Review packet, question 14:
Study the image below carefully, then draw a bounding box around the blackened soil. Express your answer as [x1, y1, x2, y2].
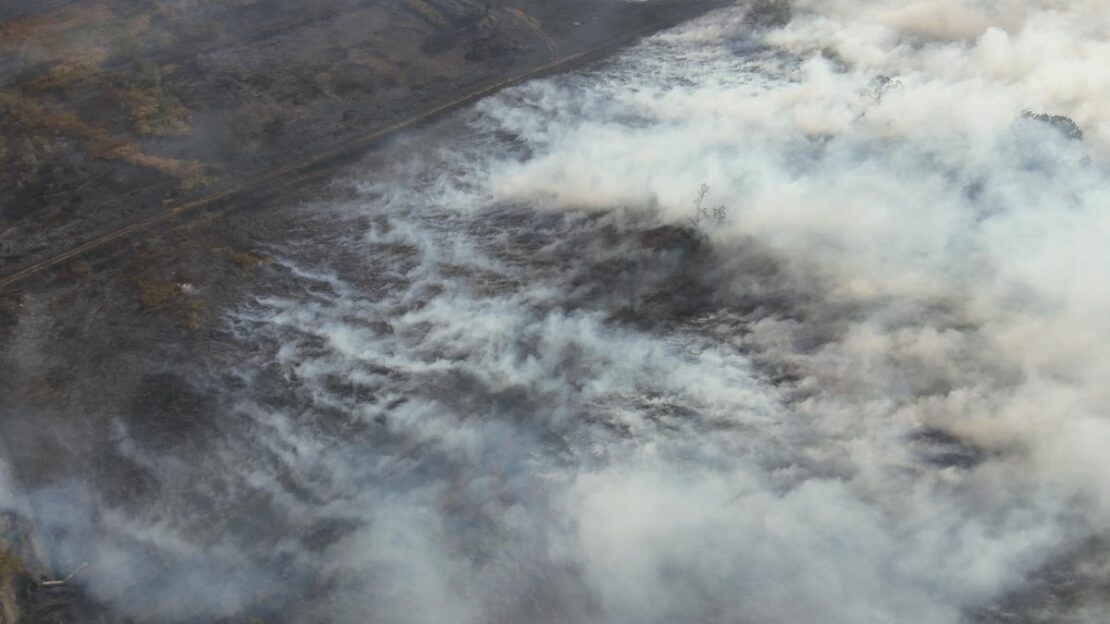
[0, 0, 721, 276]
[0, 2, 729, 621]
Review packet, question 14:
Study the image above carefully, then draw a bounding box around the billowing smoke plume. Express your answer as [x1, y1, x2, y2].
[8, 1, 1110, 622]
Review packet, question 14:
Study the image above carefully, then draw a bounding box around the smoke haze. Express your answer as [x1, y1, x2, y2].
[5, 1, 1110, 622]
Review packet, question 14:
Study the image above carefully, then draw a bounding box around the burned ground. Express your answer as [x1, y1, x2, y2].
[0, 0, 718, 276]
[0, 2, 734, 621]
[4, 1, 1109, 623]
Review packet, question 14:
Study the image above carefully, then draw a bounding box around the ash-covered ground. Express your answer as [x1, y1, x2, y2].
[3, 1, 1110, 623]
[0, 0, 712, 273]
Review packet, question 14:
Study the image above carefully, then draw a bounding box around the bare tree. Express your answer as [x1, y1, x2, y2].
[859, 75, 902, 103]
[689, 183, 727, 228]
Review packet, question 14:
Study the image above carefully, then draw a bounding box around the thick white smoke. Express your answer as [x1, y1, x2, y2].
[360, 1, 1109, 620]
[15, 1, 1110, 622]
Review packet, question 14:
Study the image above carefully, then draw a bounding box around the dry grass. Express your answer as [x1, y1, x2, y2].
[136, 279, 207, 330]
[0, 548, 23, 587]
[230, 250, 265, 270]
[137, 279, 181, 309]
[115, 62, 192, 136]
[0, 545, 21, 624]
[0, 4, 122, 70]
[0, 88, 211, 189]
[184, 298, 205, 331]
[129, 153, 211, 190]
[404, 0, 448, 29]
[2, 90, 110, 145]
[124, 248, 208, 329]
[212, 247, 269, 271]
[25, 49, 109, 91]
[0, 3, 161, 92]
[0, 4, 114, 48]
[114, 85, 191, 136]
[81, 127, 212, 188]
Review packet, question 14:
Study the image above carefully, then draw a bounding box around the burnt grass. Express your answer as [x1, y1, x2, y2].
[0, 0, 720, 274]
[0, 1, 727, 621]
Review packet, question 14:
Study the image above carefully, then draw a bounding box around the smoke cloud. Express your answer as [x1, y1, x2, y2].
[7, 1, 1110, 622]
